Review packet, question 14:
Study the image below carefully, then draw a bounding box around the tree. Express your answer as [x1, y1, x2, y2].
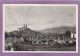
[65, 31, 71, 37]
[5, 32, 8, 37]
[9, 32, 15, 37]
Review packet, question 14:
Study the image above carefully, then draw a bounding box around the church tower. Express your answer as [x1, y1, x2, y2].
[26, 24, 27, 28]
[23, 24, 27, 30]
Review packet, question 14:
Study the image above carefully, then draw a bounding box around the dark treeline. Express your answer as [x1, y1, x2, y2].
[5, 30, 71, 40]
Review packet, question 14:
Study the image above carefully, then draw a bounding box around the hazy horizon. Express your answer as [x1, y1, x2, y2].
[4, 5, 77, 32]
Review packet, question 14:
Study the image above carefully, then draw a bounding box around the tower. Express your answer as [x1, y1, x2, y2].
[24, 24, 25, 28]
[23, 24, 25, 30]
[23, 24, 27, 30]
[26, 24, 27, 28]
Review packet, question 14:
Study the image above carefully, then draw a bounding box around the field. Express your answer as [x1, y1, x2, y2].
[5, 37, 76, 51]
[14, 44, 76, 51]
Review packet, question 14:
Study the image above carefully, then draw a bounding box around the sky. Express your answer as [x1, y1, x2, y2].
[4, 5, 76, 32]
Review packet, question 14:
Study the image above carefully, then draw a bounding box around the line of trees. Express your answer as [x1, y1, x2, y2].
[5, 30, 71, 40]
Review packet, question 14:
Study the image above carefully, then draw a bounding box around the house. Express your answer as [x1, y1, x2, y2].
[71, 32, 76, 38]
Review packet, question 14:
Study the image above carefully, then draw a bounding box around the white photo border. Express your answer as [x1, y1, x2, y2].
[3, 4, 78, 53]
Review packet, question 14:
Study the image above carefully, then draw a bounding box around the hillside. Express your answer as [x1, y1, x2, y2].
[38, 26, 76, 34]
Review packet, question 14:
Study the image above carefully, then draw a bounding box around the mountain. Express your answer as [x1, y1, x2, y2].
[38, 26, 76, 34]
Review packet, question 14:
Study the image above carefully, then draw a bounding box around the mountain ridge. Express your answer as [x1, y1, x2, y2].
[37, 26, 76, 34]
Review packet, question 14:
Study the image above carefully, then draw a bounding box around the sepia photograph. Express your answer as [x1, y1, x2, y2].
[3, 4, 78, 52]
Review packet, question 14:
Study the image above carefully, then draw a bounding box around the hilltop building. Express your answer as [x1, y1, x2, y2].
[18, 24, 28, 31]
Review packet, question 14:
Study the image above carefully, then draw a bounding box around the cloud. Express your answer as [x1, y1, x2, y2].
[4, 5, 76, 32]
[5, 23, 33, 27]
[47, 20, 55, 23]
